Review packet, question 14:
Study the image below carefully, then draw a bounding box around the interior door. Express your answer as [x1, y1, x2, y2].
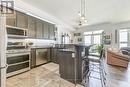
[0, 16, 7, 87]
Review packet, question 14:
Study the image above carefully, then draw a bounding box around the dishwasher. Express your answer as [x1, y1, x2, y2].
[35, 49, 50, 66]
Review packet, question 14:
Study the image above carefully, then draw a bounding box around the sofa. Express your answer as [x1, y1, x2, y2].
[120, 47, 130, 56]
[107, 49, 130, 68]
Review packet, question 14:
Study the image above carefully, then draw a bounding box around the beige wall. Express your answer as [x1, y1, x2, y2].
[72, 21, 130, 49]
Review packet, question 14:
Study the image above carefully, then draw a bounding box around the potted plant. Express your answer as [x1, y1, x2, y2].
[96, 44, 105, 57]
[26, 42, 33, 46]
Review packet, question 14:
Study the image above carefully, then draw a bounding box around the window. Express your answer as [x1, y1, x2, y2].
[119, 29, 129, 48]
[85, 35, 91, 45]
[94, 35, 101, 44]
[84, 30, 103, 45]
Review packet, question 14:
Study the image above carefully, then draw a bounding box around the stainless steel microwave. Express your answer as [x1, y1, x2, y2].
[6, 25, 28, 38]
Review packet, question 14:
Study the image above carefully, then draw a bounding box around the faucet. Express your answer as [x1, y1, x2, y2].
[50, 43, 55, 47]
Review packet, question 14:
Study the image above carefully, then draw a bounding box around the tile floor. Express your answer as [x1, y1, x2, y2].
[6, 62, 130, 87]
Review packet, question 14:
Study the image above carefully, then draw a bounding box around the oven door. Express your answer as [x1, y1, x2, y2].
[6, 52, 30, 77]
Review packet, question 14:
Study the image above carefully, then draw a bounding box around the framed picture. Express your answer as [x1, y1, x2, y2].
[77, 38, 82, 42]
[74, 33, 81, 36]
[104, 34, 111, 45]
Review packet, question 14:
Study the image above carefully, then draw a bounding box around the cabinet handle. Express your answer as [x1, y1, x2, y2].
[0, 64, 8, 69]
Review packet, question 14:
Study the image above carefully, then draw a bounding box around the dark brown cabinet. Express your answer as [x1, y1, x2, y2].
[51, 48, 59, 63]
[6, 10, 56, 40]
[49, 24, 55, 40]
[30, 49, 36, 68]
[16, 11, 28, 28]
[6, 12, 16, 26]
[28, 16, 36, 38]
[59, 50, 76, 83]
[43, 22, 49, 39]
[36, 19, 43, 39]
[58, 45, 89, 84]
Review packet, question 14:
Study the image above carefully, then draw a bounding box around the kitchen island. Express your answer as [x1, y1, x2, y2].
[58, 44, 90, 84]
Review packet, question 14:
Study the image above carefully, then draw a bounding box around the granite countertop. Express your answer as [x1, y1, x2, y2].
[30, 46, 65, 49]
[59, 48, 75, 53]
[30, 46, 52, 49]
[30, 44, 90, 49]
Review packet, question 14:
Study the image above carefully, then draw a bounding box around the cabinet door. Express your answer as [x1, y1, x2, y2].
[36, 19, 43, 39]
[6, 12, 16, 26]
[59, 51, 76, 83]
[43, 22, 49, 39]
[28, 16, 36, 38]
[16, 11, 28, 28]
[49, 24, 55, 40]
[51, 48, 59, 63]
[30, 49, 36, 68]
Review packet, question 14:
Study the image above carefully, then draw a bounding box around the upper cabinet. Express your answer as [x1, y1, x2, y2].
[6, 10, 56, 40]
[28, 16, 36, 38]
[36, 19, 43, 39]
[6, 11, 16, 26]
[49, 24, 55, 40]
[43, 22, 49, 39]
[16, 11, 28, 29]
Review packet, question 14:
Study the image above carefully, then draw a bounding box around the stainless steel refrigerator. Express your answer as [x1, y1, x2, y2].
[0, 16, 7, 87]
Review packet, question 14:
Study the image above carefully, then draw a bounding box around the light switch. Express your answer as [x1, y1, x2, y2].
[72, 53, 75, 58]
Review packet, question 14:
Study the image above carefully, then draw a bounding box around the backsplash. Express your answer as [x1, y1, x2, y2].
[26, 39, 56, 46]
[8, 38, 56, 46]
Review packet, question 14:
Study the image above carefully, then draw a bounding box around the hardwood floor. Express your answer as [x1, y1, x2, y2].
[6, 62, 130, 87]
[106, 64, 130, 87]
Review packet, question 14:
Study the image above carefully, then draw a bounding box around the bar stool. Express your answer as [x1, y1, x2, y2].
[85, 45, 106, 87]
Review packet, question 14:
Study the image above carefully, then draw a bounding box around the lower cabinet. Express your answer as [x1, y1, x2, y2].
[51, 48, 59, 64]
[58, 51, 76, 84]
[58, 45, 90, 84]
[30, 49, 36, 68]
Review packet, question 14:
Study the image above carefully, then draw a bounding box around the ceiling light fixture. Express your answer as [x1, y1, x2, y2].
[78, 0, 87, 26]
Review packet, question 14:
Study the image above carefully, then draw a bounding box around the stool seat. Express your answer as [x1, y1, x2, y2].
[88, 55, 100, 63]
[89, 52, 100, 57]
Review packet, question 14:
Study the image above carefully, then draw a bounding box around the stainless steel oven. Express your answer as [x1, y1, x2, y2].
[6, 41, 30, 77]
[6, 50, 30, 77]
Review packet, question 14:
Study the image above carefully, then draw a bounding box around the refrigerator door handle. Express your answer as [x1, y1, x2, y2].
[0, 64, 8, 69]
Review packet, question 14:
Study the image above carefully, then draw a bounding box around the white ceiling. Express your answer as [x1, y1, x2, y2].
[21, 0, 130, 28]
